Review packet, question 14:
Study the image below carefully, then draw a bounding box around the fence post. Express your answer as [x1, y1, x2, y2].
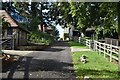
[98, 42, 101, 55]
[95, 41, 98, 53]
[110, 44, 112, 62]
[106, 44, 109, 57]
[78, 37, 80, 43]
[89, 40, 91, 48]
[94, 40, 96, 51]
[118, 46, 120, 74]
[103, 43, 106, 58]
[85, 39, 87, 46]
[95, 41, 98, 51]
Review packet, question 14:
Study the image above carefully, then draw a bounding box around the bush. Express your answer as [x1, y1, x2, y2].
[28, 31, 53, 45]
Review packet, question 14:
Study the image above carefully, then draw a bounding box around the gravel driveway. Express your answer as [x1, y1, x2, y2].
[2, 41, 76, 79]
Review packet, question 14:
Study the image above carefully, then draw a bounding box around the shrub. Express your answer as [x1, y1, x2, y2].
[28, 31, 53, 45]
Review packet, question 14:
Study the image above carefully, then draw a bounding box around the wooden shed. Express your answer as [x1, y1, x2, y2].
[0, 10, 29, 48]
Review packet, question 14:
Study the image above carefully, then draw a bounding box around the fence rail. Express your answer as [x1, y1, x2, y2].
[85, 39, 91, 48]
[85, 39, 119, 62]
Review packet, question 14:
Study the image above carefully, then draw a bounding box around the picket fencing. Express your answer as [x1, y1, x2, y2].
[85, 39, 119, 62]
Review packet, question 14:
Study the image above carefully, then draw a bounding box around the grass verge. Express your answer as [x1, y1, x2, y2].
[68, 41, 88, 49]
[72, 51, 119, 78]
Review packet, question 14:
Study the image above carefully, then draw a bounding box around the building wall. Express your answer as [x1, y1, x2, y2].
[2, 28, 14, 39]
[18, 29, 27, 46]
[13, 28, 18, 47]
[5, 28, 28, 47]
[38, 24, 47, 32]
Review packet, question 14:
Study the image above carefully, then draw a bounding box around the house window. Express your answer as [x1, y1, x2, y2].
[7, 28, 12, 35]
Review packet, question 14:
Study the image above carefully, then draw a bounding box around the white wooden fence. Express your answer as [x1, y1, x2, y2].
[85, 39, 119, 62]
[85, 39, 91, 48]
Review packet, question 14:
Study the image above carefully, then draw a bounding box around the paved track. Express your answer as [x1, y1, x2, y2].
[2, 41, 76, 79]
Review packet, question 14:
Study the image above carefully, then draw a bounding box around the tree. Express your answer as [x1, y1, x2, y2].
[2, 2, 59, 44]
[1, 15, 11, 37]
[99, 3, 118, 39]
[118, 2, 120, 43]
[67, 2, 101, 37]
[56, 2, 118, 39]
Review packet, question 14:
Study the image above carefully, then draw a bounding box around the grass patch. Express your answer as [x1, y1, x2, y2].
[72, 51, 119, 78]
[68, 41, 88, 49]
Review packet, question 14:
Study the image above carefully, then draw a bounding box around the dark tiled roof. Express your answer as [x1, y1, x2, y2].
[0, 10, 29, 33]
[0, 10, 18, 27]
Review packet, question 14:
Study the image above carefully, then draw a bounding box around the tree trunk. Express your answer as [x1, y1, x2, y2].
[118, 2, 120, 75]
[118, 2, 120, 43]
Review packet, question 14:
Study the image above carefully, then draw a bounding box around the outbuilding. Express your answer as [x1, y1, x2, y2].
[0, 10, 29, 49]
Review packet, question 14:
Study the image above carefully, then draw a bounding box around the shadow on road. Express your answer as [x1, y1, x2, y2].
[2, 56, 75, 79]
[43, 47, 65, 52]
[2, 56, 33, 79]
[51, 41, 70, 47]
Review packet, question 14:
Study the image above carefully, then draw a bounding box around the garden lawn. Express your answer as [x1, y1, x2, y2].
[72, 51, 119, 78]
[68, 41, 88, 49]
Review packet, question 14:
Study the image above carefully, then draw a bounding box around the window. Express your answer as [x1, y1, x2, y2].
[7, 28, 12, 35]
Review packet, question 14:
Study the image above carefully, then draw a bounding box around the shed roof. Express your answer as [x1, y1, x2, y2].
[0, 10, 29, 33]
[0, 10, 18, 27]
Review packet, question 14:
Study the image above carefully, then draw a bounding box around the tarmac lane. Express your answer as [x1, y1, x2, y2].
[1, 41, 77, 79]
